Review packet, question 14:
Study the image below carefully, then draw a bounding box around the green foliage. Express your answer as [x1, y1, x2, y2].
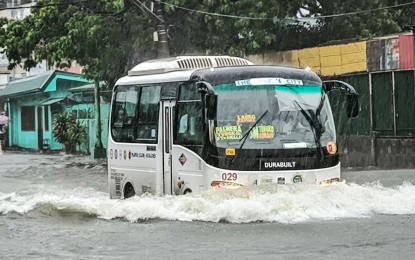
[0, 0, 155, 87]
[53, 113, 87, 154]
[165, 0, 303, 56]
[0, 0, 414, 76]
[300, 0, 409, 43]
[164, 0, 411, 54]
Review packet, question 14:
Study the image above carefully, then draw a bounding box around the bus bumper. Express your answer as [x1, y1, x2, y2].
[207, 162, 341, 188]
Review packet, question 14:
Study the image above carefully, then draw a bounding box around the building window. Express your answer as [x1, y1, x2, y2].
[21, 106, 35, 131]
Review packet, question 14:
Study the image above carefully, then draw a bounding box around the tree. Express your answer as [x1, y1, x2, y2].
[163, 0, 410, 54]
[0, 0, 156, 156]
[164, 0, 304, 56]
[52, 112, 87, 154]
[299, 0, 406, 44]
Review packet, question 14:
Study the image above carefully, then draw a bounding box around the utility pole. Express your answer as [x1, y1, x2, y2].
[154, 0, 169, 58]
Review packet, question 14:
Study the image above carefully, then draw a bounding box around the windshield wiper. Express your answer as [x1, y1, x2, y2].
[294, 100, 325, 161]
[231, 110, 268, 162]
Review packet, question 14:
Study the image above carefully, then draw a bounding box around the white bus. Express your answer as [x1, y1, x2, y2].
[107, 56, 359, 198]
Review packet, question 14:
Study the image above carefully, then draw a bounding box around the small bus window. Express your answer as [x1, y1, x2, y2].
[175, 84, 203, 145]
[111, 87, 139, 142]
[136, 86, 161, 143]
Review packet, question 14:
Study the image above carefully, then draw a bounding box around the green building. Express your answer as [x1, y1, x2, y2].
[0, 70, 109, 153]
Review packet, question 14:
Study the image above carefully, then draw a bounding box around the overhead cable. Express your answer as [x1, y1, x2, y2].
[158, 0, 415, 20]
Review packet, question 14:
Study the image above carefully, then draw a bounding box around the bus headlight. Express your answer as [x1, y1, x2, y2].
[211, 181, 243, 190]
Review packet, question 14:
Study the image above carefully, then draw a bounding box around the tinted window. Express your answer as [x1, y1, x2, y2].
[175, 83, 203, 145]
[111, 85, 161, 143]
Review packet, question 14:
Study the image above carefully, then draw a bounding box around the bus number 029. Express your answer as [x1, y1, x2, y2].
[222, 173, 237, 181]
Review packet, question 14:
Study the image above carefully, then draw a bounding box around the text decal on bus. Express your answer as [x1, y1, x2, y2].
[235, 78, 303, 86]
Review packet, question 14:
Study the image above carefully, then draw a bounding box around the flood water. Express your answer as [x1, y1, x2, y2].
[1, 152, 415, 259]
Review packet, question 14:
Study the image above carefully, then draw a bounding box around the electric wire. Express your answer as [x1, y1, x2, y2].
[130, 0, 164, 22]
[2, 0, 414, 21]
[158, 0, 415, 20]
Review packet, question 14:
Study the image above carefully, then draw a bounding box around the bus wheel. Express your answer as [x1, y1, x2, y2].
[124, 183, 135, 199]
[183, 189, 192, 195]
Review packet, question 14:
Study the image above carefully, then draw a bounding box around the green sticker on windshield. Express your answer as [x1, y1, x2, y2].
[215, 125, 242, 141]
[249, 125, 275, 140]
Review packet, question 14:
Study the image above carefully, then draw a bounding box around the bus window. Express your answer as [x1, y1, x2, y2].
[111, 87, 139, 142]
[175, 84, 203, 145]
[136, 86, 161, 143]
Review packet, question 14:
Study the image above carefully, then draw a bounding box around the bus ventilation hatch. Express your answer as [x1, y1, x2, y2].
[177, 58, 213, 69]
[177, 57, 251, 69]
[214, 57, 250, 67]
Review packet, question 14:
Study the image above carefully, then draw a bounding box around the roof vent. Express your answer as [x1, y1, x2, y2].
[177, 57, 213, 69]
[128, 56, 253, 76]
[214, 57, 251, 67]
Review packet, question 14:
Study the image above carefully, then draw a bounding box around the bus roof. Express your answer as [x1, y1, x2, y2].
[190, 66, 322, 85]
[115, 56, 321, 86]
[116, 56, 253, 86]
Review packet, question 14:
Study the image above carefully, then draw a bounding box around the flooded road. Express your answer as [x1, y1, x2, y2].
[1, 152, 415, 259]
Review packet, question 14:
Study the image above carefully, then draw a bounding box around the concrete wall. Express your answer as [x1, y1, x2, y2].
[375, 138, 415, 169]
[338, 136, 374, 168]
[247, 41, 367, 76]
[338, 136, 415, 169]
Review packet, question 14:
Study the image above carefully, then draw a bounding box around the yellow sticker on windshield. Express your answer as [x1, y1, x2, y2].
[237, 114, 256, 124]
[226, 148, 236, 156]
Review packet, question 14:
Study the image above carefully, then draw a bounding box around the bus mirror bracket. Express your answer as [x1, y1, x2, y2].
[196, 81, 215, 95]
[206, 94, 217, 120]
[196, 81, 217, 120]
[323, 80, 359, 118]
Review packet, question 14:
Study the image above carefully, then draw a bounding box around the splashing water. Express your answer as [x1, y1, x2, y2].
[1, 182, 415, 224]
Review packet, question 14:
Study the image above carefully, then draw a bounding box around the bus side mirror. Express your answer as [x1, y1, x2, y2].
[323, 80, 359, 118]
[206, 94, 217, 120]
[346, 94, 359, 118]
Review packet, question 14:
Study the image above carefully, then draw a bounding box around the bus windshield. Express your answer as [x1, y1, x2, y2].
[213, 79, 336, 149]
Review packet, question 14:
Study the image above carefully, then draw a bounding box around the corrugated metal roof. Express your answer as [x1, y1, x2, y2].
[40, 97, 65, 105]
[0, 70, 55, 97]
[69, 83, 94, 93]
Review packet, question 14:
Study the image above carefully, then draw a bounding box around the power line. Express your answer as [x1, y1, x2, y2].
[2, 0, 414, 21]
[316, 1, 415, 18]
[130, 0, 163, 22]
[159, 1, 270, 20]
[158, 0, 415, 20]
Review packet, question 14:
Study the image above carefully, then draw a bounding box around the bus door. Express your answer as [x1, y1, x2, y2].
[161, 100, 175, 194]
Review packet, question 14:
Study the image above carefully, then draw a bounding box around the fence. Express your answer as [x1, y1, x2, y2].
[327, 70, 415, 137]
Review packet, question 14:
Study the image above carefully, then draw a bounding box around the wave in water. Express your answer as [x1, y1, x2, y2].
[1, 182, 415, 224]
